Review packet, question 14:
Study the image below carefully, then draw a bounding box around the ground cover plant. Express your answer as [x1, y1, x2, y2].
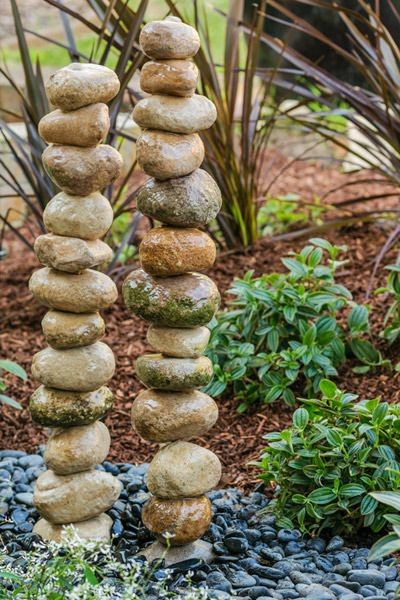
[369, 491, 400, 561]
[0, 359, 26, 409]
[378, 264, 400, 348]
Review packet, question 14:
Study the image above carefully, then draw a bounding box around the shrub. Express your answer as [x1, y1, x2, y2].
[378, 264, 400, 346]
[0, 359, 27, 409]
[369, 491, 400, 561]
[257, 379, 400, 535]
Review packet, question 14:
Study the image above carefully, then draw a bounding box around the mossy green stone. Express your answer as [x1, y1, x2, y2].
[136, 354, 213, 390]
[123, 269, 220, 328]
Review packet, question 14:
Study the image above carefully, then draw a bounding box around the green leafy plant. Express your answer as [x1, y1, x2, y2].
[377, 264, 400, 346]
[257, 193, 326, 237]
[369, 491, 400, 562]
[257, 379, 400, 535]
[205, 238, 385, 412]
[0, 359, 26, 409]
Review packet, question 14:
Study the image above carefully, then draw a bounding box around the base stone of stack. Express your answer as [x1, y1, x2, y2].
[139, 539, 214, 566]
[33, 513, 112, 543]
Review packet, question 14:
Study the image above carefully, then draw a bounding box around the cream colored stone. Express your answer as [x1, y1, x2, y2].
[140, 19, 200, 60]
[43, 192, 113, 240]
[133, 95, 216, 134]
[33, 513, 113, 542]
[44, 421, 111, 474]
[135, 354, 213, 391]
[29, 268, 117, 313]
[42, 310, 105, 349]
[39, 103, 109, 147]
[140, 59, 198, 97]
[34, 469, 121, 524]
[137, 131, 204, 180]
[147, 441, 221, 498]
[147, 325, 210, 358]
[32, 342, 115, 392]
[34, 234, 112, 273]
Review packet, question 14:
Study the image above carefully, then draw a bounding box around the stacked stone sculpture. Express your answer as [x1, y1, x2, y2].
[29, 63, 123, 542]
[123, 17, 223, 562]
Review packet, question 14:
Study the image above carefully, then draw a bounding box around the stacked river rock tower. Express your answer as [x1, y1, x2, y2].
[123, 17, 223, 561]
[28, 64, 124, 542]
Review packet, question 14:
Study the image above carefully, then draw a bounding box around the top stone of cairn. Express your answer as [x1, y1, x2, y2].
[139, 16, 200, 60]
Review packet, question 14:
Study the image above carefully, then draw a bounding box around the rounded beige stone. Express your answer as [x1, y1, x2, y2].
[32, 341, 115, 392]
[33, 513, 112, 543]
[38, 103, 110, 147]
[133, 95, 216, 134]
[42, 310, 105, 349]
[136, 354, 213, 391]
[132, 389, 218, 442]
[147, 441, 221, 499]
[140, 59, 198, 97]
[42, 144, 123, 196]
[44, 192, 113, 240]
[34, 469, 122, 524]
[45, 63, 120, 111]
[139, 227, 216, 277]
[44, 421, 111, 474]
[29, 267, 117, 313]
[140, 19, 200, 60]
[147, 325, 210, 358]
[137, 131, 204, 180]
[34, 234, 112, 273]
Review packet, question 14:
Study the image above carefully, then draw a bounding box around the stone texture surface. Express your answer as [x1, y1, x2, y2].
[123, 268, 220, 328]
[33, 513, 113, 543]
[147, 324, 210, 358]
[135, 354, 213, 390]
[30, 385, 114, 427]
[32, 341, 115, 392]
[131, 388, 218, 442]
[140, 59, 198, 97]
[45, 63, 120, 111]
[42, 310, 105, 349]
[43, 192, 113, 240]
[133, 94, 216, 134]
[146, 441, 222, 499]
[142, 496, 212, 546]
[137, 131, 204, 180]
[42, 144, 123, 196]
[140, 539, 214, 565]
[34, 234, 112, 273]
[38, 103, 109, 147]
[34, 469, 122, 524]
[136, 169, 222, 228]
[29, 267, 118, 313]
[139, 19, 200, 60]
[44, 421, 111, 475]
[139, 227, 216, 277]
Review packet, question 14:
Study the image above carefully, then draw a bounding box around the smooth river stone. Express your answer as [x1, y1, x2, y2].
[139, 228, 216, 277]
[38, 103, 109, 147]
[147, 441, 222, 499]
[133, 95, 216, 134]
[136, 169, 222, 228]
[147, 324, 210, 358]
[29, 268, 117, 313]
[30, 385, 114, 427]
[137, 131, 204, 180]
[140, 59, 198, 97]
[34, 469, 121, 524]
[140, 19, 200, 60]
[42, 144, 123, 196]
[42, 310, 105, 349]
[34, 234, 112, 273]
[33, 513, 112, 543]
[136, 354, 213, 390]
[45, 63, 120, 111]
[132, 389, 218, 442]
[43, 192, 113, 240]
[123, 269, 220, 328]
[44, 421, 111, 475]
[142, 496, 212, 546]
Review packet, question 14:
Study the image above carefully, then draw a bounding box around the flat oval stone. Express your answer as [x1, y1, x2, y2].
[140, 19, 200, 60]
[139, 228, 216, 277]
[136, 354, 213, 390]
[142, 496, 212, 546]
[45, 63, 120, 111]
[29, 268, 117, 313]
[140, 59, 198, 97]
[42, 144, 123, 196]
[147, 441, 221, 498]
[42, 310, 105, 349]
[44, 421, 111, 475]
[137, 169, 221, 227]
[132, 389, 218, 442]
[32, 342, 115, 392]
[34, 234, 112, 273]
[147, 324, 210, 358]
[44, 192, 113, 240]
[133, 95, 216, 134]
[33, 513, 112, 542]
[123, 268, 220, 327]
[137, 131, 204, 180]
[34, 469, 121, 524]
[39, 103, 109, 147]
[30, 385, 114, 427]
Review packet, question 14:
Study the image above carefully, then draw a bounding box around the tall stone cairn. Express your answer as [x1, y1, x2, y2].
[29, 64, 123, 543]
[123, 17, 223, 560]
